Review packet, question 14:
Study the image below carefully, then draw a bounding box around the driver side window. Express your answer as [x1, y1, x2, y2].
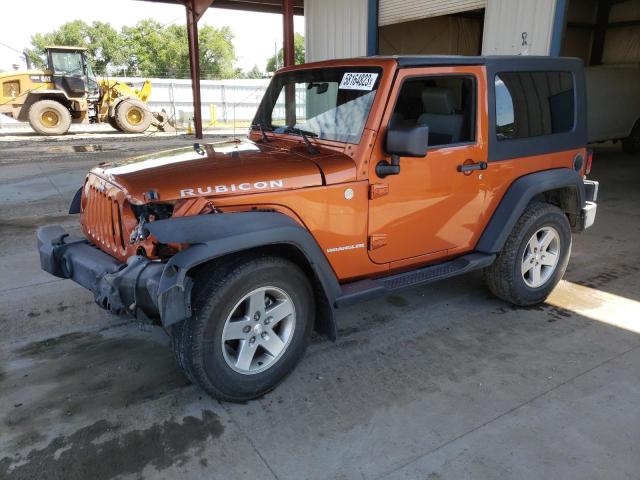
[392, 76, 476, 147]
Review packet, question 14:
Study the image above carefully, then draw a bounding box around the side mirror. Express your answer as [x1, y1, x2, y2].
[376, 123, 429, 177]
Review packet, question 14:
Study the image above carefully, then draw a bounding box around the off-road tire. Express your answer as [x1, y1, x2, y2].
[28, 99, 72, 135]
[108, 114, 123, 132]
[172, 256, 315, 402]
[114, 98, 152, 133]
[622, 118, 640, 155]
[484, 202, 572, 306]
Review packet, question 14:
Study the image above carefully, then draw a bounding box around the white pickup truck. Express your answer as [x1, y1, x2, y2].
[586, 66, 640, 153]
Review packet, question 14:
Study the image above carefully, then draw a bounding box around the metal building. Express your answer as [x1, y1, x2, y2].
[305, 0, 640, 63]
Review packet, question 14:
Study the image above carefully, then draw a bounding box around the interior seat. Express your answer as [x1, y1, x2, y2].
[418, 87, 465, 145]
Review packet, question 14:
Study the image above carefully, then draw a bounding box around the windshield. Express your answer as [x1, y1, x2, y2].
[51, 51, 85, 76]
[253, 67, 382, 144]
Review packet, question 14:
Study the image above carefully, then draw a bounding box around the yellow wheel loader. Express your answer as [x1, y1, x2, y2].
[0, 46, 165, 135]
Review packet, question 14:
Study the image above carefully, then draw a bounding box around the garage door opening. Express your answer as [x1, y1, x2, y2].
[560, 0, 640, 148]
[378, 8, 485, 56]
[561, 0, 640, 65]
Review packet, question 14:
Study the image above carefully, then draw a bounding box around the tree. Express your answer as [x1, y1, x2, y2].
[119, 21, 236, 79]
[27, 19, 237, 79]
[266, 33, 305, 73]
[27, 20, 125, 73]
[246, 65, 265, 79]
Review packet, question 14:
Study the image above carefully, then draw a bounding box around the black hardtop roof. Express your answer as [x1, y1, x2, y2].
[369, 55, 584, 70]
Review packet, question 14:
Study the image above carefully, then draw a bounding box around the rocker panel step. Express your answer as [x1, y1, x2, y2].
[335, 253, 495, 308]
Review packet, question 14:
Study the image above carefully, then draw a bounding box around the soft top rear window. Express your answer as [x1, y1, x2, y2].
[495, 71, 575, 141]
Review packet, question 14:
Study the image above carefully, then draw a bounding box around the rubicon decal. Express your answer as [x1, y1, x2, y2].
[180, 179, 284, 197]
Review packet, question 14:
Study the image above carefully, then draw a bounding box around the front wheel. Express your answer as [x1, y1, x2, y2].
[114, 98, 152, 133]
[484, 202, 572, 306]
[108, 115, 122, 132]
[172, 256, 315, 402]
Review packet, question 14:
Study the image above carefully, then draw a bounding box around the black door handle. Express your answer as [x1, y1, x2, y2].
[457, 161, 488, 173]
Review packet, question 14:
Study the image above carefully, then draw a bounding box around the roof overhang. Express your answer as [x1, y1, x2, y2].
[138, 0, 303, 17]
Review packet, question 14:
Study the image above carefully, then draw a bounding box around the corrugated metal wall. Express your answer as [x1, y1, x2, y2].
[105, 77, 270, 123]
[482, 0, 558, 55]
[379, 0, 486, 27]
[603, 0, 640, 64]
[304, 0, 368, 62]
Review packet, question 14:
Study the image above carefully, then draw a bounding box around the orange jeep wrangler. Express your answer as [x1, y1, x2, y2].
[38, 56, 599, 401]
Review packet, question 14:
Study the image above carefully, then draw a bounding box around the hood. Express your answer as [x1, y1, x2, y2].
[92, 139, 357, 203]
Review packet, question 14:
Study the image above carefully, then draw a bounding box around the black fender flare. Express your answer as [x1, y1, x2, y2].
[476, 168, 585, 254]
[146, 212, 341, 339]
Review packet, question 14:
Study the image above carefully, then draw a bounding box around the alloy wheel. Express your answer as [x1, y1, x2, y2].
[221, 286, 296, 374]
[521, 226, 561, 288]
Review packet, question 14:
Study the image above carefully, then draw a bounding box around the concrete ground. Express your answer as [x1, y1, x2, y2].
[0, 131, 638, 480]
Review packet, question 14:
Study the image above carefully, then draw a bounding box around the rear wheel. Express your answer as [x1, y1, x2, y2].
[172, 256, 315, 402]
[484, 202, 571, 306]
[28, 99, 71, 135]
[622, 118, 640, 154]
[114, 98, 152, 133]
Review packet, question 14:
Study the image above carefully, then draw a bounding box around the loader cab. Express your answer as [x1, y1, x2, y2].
[46, 46, 96, 98]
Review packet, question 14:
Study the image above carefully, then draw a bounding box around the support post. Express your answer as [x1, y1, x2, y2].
[549, 0, 568, 56]
[590, 0, 612, 66]
[283, 0, 295, 67]
[283, 0, 296, 126]
[186, 0, 203, 139]
[367, 0, 379, 56]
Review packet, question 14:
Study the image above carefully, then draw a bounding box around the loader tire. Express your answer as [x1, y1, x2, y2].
[28, 99, 71, 136]
[114, 98, 152, 133]
[108, 115, 122, 132]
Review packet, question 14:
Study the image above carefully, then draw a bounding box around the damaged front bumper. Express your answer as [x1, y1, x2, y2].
[37, 225, 192, 327]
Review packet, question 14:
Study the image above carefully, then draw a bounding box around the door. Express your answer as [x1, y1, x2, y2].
[368, 66, 489, 264]
[48, 49, 87, 98]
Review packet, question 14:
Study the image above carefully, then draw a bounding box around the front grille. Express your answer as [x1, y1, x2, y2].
[83, 184, 127, 254]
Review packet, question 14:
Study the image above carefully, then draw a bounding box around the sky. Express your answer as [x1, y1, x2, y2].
[0, 0, 304, 72]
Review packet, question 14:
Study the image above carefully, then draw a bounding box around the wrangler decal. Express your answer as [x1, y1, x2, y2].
[180, 179, 285, 198]
[326, 243, 365, 253]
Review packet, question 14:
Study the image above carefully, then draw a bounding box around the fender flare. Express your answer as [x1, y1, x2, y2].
[476, 168, 585, 254]
[146, 212, 342, 339]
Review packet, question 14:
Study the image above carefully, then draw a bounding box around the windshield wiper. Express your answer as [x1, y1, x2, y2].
[283, 127, 319, 155]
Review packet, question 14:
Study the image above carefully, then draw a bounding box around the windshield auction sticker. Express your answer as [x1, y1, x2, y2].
[339, 72, 379, 91]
